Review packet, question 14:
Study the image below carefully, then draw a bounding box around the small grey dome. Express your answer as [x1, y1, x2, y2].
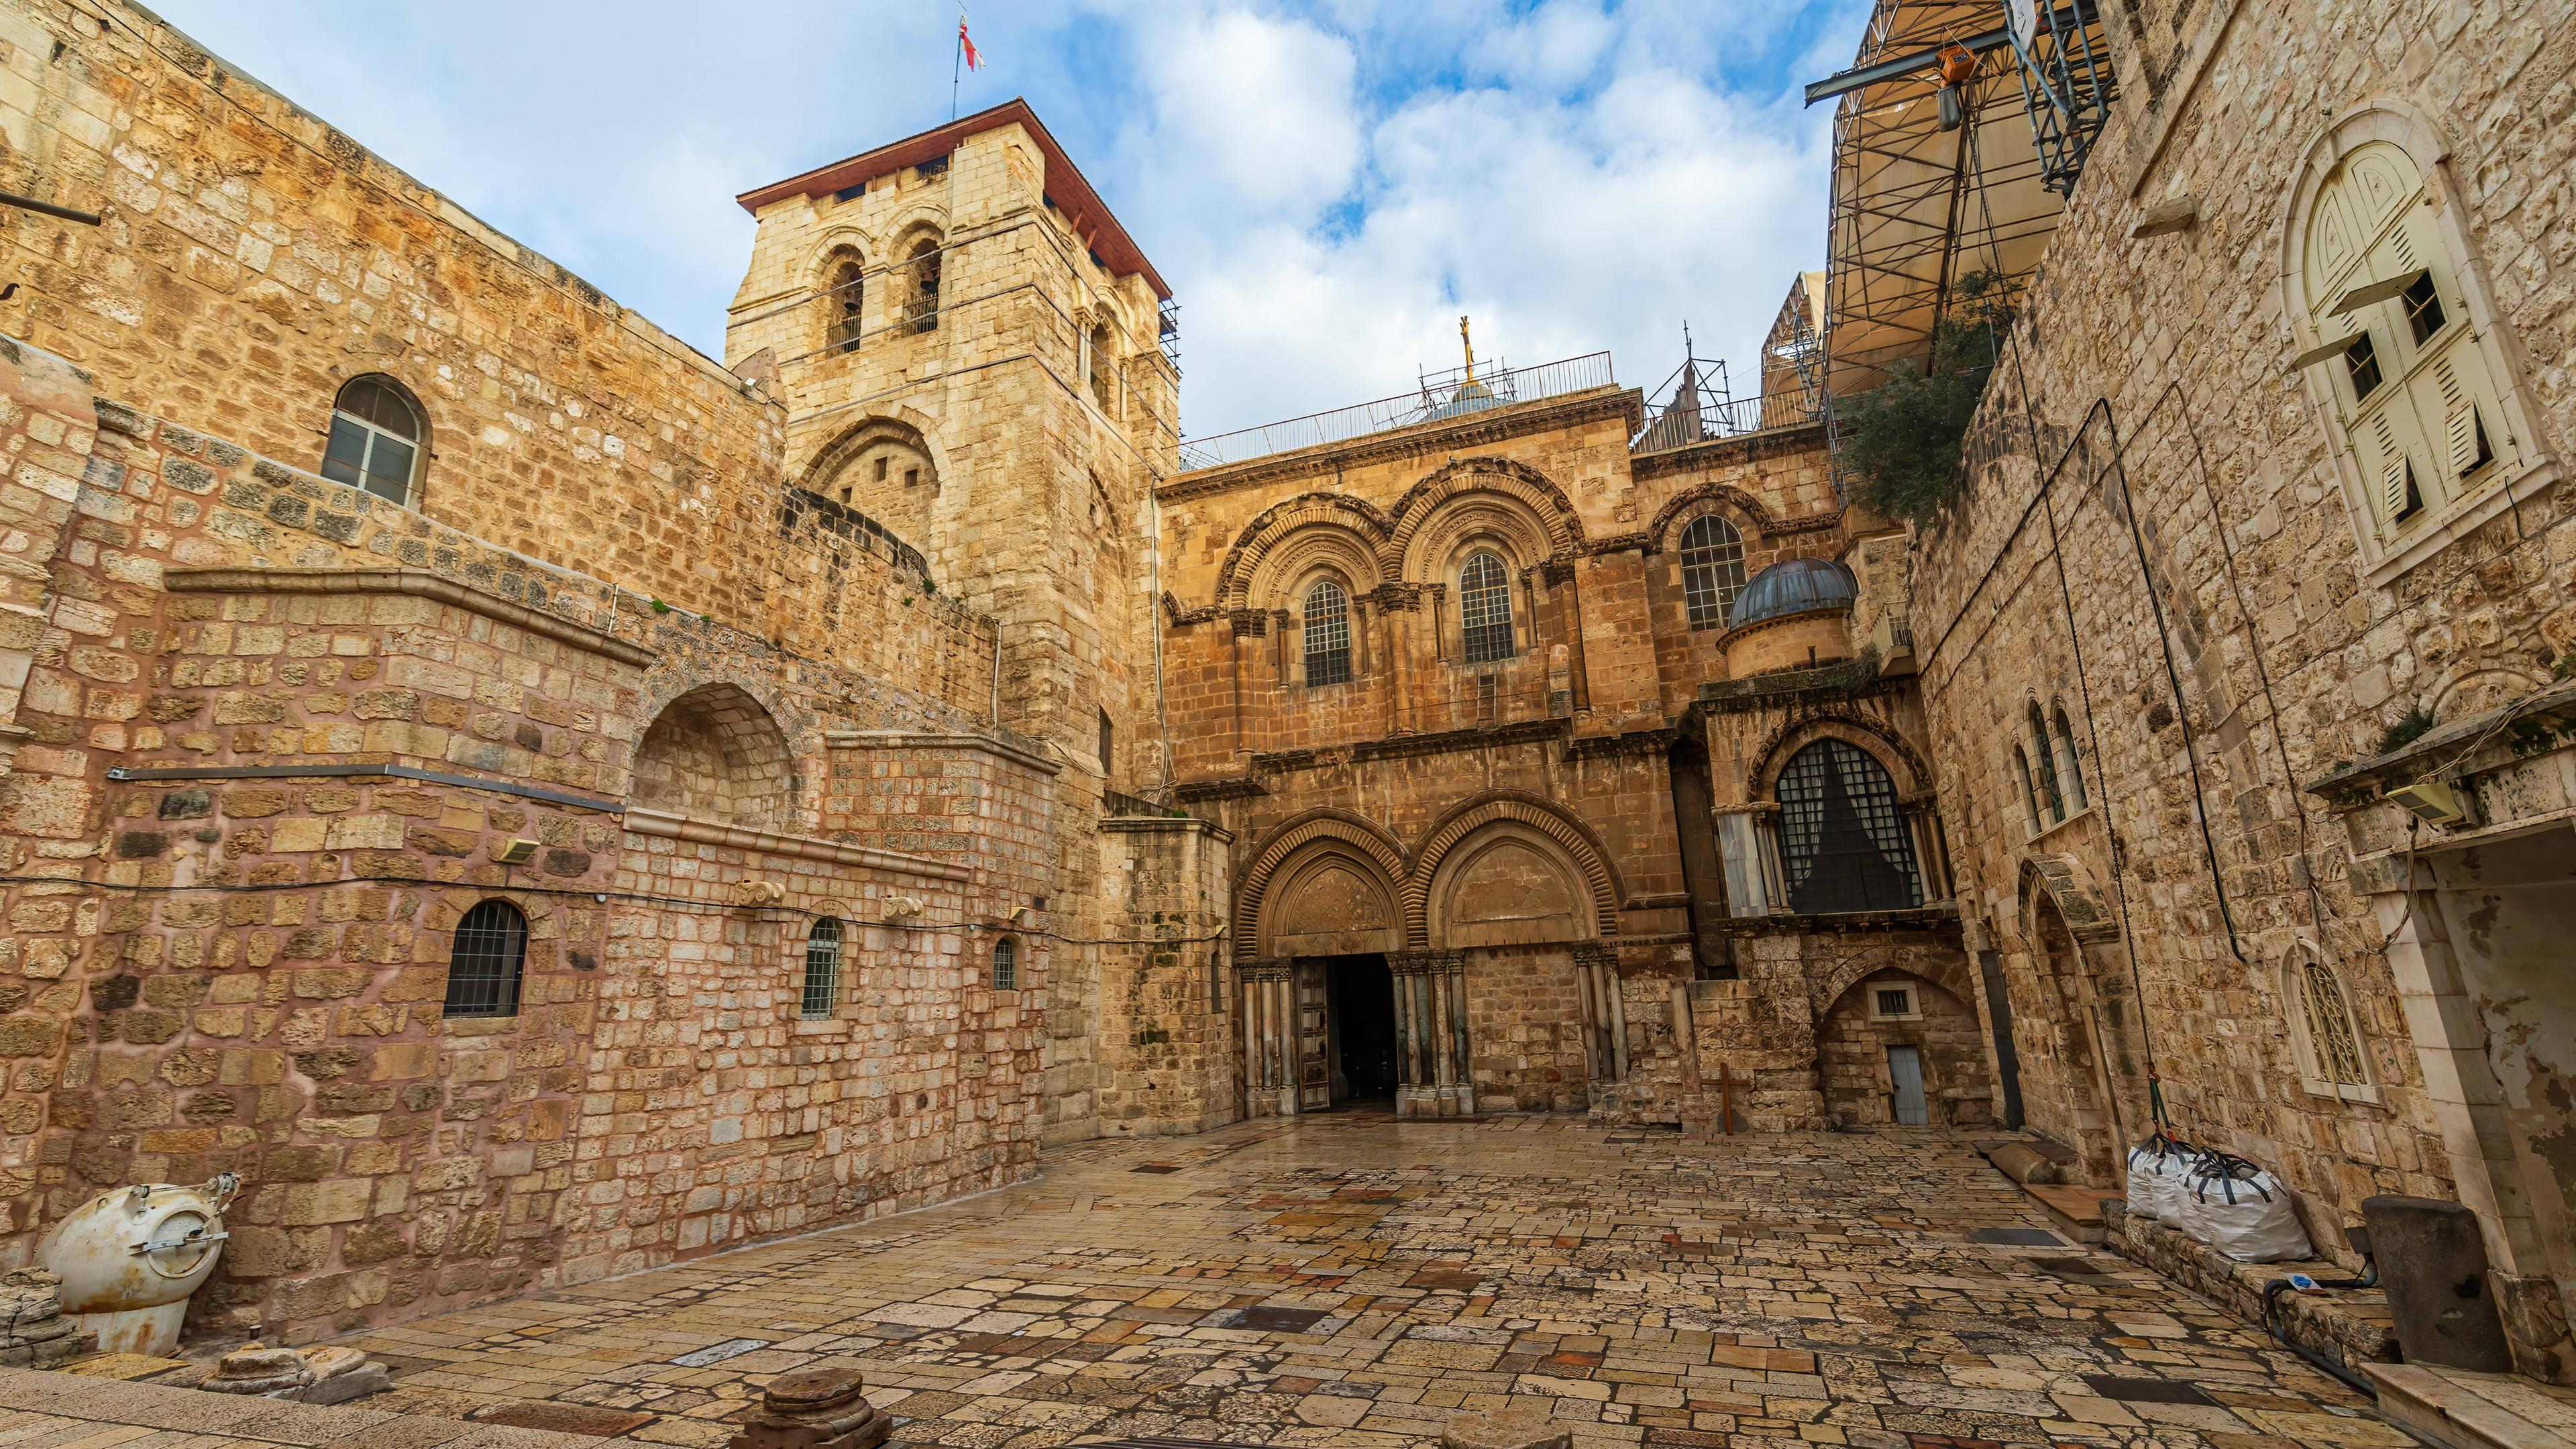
[1727, 557, 1856, 629]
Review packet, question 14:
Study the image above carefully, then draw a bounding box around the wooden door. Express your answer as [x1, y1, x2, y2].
[1295, 961, 1332, 1111]
[1886, 1044, 1928, 1125]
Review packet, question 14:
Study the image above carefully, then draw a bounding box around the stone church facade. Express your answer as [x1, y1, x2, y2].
[0, 0, 2565, 1383]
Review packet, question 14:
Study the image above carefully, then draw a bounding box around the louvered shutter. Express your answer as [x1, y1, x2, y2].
[2433, 359, 2479, 475]
[2371, 413, 2410, 521]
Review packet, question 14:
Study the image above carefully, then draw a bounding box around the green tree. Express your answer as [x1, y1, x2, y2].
[1840, 272, 2011, 526]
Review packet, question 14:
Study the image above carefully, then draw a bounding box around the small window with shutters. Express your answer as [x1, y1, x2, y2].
[2298, 140, 2516, 544]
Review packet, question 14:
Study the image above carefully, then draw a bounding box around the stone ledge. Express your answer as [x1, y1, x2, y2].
[2365, 1362, 2576, 1449]
[2104, 1201, 2398, 1377]
[823, 730, 1060, 775]
[621, 807, 971, 883]
[164, 566, 659, 669]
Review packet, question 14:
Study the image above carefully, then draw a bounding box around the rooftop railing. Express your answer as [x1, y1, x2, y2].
[1629, 353, 1823, 453]
[1178, 352, 1615, 471]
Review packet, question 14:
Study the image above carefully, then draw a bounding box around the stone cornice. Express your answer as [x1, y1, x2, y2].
[1157, 387, 1642, 504]
[621, 806, 971, 882]
[1173, 774, 1268, 802]
[1099, 814, 1236, 844]
[1564, 723, 1680, 759]
[164, 567, 659, 669]
[1250, 717, 1572, 773]
[824, 730, 1061, 775]
[1627, 420, 1829, 480]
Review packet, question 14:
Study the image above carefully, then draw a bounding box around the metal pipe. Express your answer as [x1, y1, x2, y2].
[0, 189, 101, 225]
[105, 761, 621, 814]
[2261, 1267, 2381, 1399]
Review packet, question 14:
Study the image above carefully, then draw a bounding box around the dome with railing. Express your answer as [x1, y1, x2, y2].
[1728, 557, 1856, 630]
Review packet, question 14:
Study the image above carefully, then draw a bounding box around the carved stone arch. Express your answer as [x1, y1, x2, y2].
[630, 679, 801, 830]
[881, 203, 951, 256]
[1403, 792, 1621, 946]
[1386, 456, 1585, 578]
[425, 888, 565, 941]
[799, 409, 949, 492]
[805, 227, 875, 287]
[1216, 492, 1393, 611]
[1748, 711, 1931, 800]
[1646, 482, 1778, 551]
[1258, 841, 1406, 957]
[2019, 853, 2121, 945]
[1809, 945, 1978, 1022]
[1233, 809, 1412, 949]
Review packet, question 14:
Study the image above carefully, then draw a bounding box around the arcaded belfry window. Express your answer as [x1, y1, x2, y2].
[1303, 580, 1352, 686]
[1459, 551, 1515, 663]
[444, 900, 527, 1018]
[823, 252, 865, 354]
[321, 375, 424, 507]
[908, 237, 943, 333]
[801, 918, 842, 1018]
[2286, 941, 2377, 1104]
[2294, 136, 2520, 547]
[1678, 515, 1748, 629]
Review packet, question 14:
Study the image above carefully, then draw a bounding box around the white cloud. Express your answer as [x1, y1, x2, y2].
[144, 0, 1843, 442]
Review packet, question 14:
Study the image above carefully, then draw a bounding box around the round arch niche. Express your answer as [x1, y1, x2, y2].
[1258, 843, 1403, 957]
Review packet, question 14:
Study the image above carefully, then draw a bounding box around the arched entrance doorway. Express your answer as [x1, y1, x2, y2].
[2026, 888, 2144, 1183]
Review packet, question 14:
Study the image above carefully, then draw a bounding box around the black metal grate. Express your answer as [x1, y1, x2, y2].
[991, 936, 1017, 991]
[1459, 551, 1515, 663]
[1775, 739, 1922, 914]
[1303, 580, 1351, 686]
[445, 900, 527, 1017]
[1679, 515, 1748, 629]
[802, 918, 842, 1018]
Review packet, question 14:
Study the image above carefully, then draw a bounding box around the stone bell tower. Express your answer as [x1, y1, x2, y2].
[729, 101, 1212, 1142]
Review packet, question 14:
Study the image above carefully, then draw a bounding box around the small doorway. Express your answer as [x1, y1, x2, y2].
[1886, 1044, 1928, 1125]
[1325, 955, 1397, 1105]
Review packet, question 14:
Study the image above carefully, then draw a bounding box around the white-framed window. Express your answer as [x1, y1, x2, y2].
[1868, 980, 1921, 1020]
[1303, 579, 1351, 686]
[321, 375, 425, 508]
[1459, 550, 1515, 663]
[1678, 515, 1748, 629]
[2286, 941, 2378, 1104]
[2290, 131, 2530, 570]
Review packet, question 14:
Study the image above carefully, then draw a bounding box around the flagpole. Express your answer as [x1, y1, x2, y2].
[951, 4, 964, 120]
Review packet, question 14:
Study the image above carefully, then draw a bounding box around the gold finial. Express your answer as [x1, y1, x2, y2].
[1458, 315, 1475, 383]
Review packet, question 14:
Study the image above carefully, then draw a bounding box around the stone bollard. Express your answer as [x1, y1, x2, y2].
[1445, 1406, 1570, 1449]
[728, 1365, 889, 1449]
[200, 1342, 388, 1403]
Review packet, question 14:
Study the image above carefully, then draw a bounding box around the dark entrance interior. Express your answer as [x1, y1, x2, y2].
[1326, 955, 1397, 1104]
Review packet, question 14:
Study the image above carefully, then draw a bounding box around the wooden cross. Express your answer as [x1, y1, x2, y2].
[1713, 1063, 1752, 1136]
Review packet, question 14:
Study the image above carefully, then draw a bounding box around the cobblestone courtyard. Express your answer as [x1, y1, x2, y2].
[284, 1115, 2391, 1448]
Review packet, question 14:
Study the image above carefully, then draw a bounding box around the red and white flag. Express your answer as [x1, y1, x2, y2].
[958, 15, 982, 70]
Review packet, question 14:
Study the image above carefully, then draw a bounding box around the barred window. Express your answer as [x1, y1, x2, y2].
[444, 900, 527, 1018]
[1678, 516, 1748, 629]
[1775, 739, 1921, 915]
[1303, 580, 1351, 686]
[991, 936, 1018, 991]
[1459, 551, 1515, 663]
[802, 918, 842, 1018]
[2290, 945, 2374, 1102]
[321, 375, 424, 508]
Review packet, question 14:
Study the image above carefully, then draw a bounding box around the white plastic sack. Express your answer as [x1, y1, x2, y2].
[2177, 1153, 2314, 1262]
[2123, 1135, 2195, 1222]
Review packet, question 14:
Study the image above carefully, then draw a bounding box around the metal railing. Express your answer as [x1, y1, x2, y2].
[1627, 366, 1834, 445]
[1179, 352, 1614, 471]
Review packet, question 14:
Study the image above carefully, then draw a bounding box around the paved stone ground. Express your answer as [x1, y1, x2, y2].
[312, 1114, 2402, 1448]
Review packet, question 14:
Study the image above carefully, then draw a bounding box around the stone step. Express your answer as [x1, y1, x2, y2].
[2021, 1181, 2120, 1244]
[2365, 1362, 2576, 1449]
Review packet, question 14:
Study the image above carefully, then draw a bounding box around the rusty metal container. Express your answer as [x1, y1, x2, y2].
[34, 1173, 239, 1356]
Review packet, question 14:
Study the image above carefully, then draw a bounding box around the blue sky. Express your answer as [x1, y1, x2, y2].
[152, 0, 1868, 439]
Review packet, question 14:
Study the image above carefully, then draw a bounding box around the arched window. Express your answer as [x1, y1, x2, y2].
[1774, 739, 1921, 914]
[321, 375, 424, 508]
[2011, 745, 2043, 835]
[1303, 580, 1351, 686]
[802, 918, 842, 1018]
[991, 936, 1018, 991]
[2051, 707, 2088, 812]
[1678, 516, 1748, 629]
[445, 900, 527, 1018]
[2287, 943, 2375, 1103]
[1088, 322, 1115, 407]
[2298, 140, 2517, 540]
[907, 238, 943, 333]
[2026, 704, 2064, 825]
[823, 253, 865, 354]
[1459, 551, 1515, 663]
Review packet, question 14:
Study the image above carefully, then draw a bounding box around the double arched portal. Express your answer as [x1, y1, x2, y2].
[1235, 796, 1626, 1119]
